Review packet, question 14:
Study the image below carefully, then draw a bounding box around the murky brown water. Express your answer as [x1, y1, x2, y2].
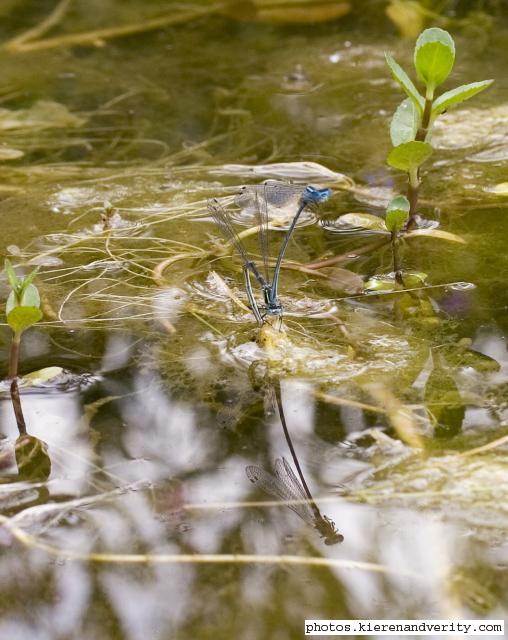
[0, 1, 507, 638]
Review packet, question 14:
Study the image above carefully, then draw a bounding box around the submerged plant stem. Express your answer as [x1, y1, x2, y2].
[8, 334, 27, 435]
[391, 231, 403, 284]
[9, 334, 20, 380]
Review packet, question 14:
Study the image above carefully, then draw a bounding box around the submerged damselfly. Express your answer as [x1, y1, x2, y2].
[208, 181, 331, 325]
[246, 457, 343, 545]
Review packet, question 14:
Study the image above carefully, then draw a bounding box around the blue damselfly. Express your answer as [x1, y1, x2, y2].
[246, 457, 343, 545]
[208, 181, 331, 325]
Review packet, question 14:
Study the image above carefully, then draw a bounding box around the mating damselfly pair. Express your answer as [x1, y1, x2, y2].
[246, 457, 343, 545]
[208, 181, 331, 325]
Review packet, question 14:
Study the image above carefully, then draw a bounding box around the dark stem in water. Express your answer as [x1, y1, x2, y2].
[8, 334, 27, 435]
[9, 334, 20, 379]
[406, 95, 433, 230]
[391, 231, 403, 285]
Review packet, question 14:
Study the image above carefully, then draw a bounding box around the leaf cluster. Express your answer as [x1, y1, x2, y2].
[386, 27, 493, 173]
[4, 259, 42, 336]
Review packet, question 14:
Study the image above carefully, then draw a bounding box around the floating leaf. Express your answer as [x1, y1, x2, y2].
[485, 182, 508, 196]
[387, 141, 432, 171]
[390, 98, 419, 146]
[0, 146, 24, 160]
[414, 28, 455, 90]
[0, 100, 85, 131]
[20, 367, 64, 385]
[432, 80, 494, 118]
[338, 213, 387, 231]
[386, 195, 410, 232]
[385, 53, 424, 114]
[6, 306, 42, 335]
[209, 161, 352, 185]
[406, 228, 466, 244]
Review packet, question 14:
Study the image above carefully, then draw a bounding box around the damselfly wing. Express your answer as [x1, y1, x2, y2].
[246, 457, 343, 545]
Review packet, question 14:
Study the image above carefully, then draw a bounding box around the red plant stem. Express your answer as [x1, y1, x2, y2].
[406, 95, 433, 230]
[10, 379, 26, 435]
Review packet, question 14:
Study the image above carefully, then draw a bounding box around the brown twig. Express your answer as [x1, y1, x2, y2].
[3, 4, 223, 53]
[303, 238, 390, 270]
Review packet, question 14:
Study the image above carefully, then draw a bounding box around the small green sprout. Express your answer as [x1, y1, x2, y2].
[386, 27, 493, 228]
[4, 259, 42, 339]
[386, 194, 410, 234]
[386, 195, 410, 282]
[4, 259, 43, 435]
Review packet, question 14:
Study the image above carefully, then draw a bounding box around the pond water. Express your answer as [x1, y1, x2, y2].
[0, 1, 508, 638]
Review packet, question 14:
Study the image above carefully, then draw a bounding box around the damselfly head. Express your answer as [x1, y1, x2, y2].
[302, 186, 332, 205]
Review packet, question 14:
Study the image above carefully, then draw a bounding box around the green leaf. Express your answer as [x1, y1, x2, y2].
[364, 276, 396, 292]
[19, 283, 40, 308]
[390, 98, 419, 146]
[4, 258, 20, 293]
[386, 209, 408, 232]
[385, 53, 424, 114]
[401, 271, 428, 287]
[21, 266, 39, 290]
[432, 80, 494, 118]
[7, 306, 42, 335]
[387, 195, 410, 214]
[6, 290, 16, 316]
[387, 141, 433, 171]
[414, 28, 455, 90]
[385, 195, 410, 232]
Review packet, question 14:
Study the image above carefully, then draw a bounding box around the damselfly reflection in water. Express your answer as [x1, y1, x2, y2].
[208, 181, 331, 325]
[246, 457, 343, 545]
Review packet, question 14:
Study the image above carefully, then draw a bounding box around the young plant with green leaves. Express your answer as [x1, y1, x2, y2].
[385, 194, 410, 283]
[386, 27, 493, 228]
[4, 259, 43, 434]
